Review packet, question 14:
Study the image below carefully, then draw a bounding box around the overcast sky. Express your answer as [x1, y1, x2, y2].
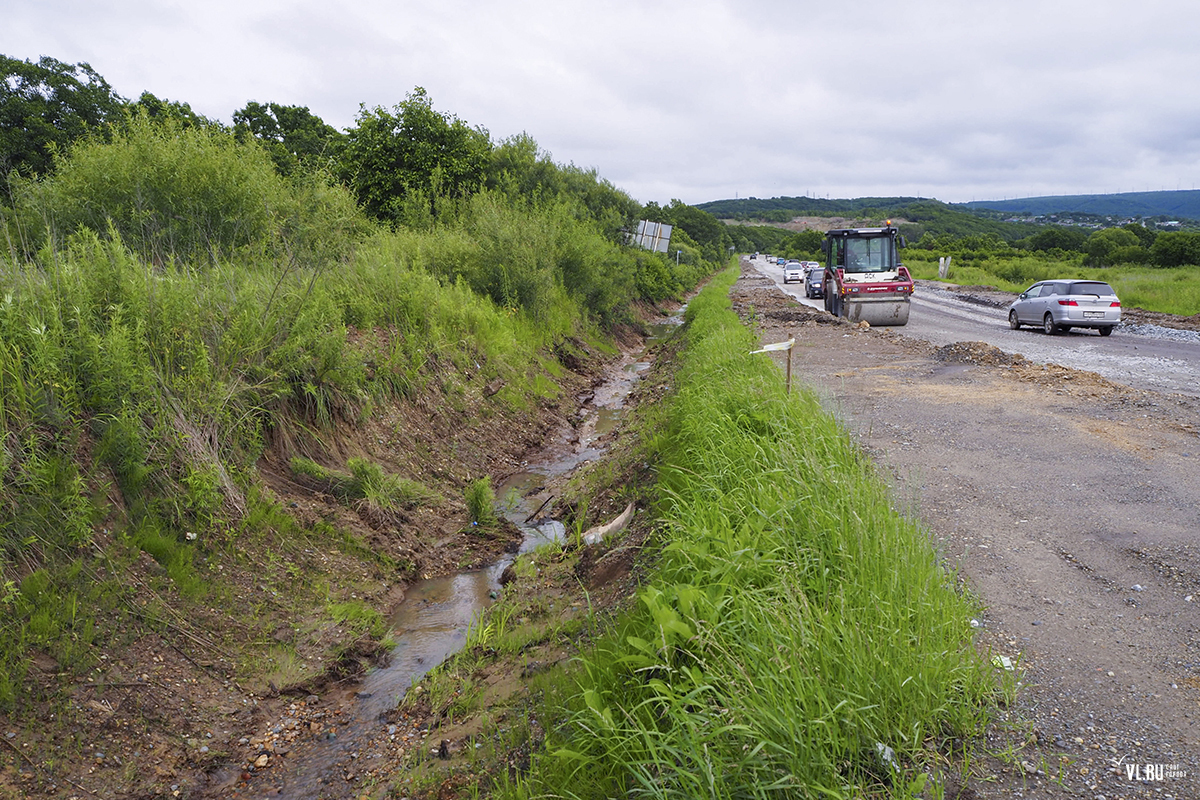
[7, 0, 1200, 206]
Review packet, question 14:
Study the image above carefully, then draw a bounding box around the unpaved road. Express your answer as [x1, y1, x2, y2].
[739, 258, 1200, 799]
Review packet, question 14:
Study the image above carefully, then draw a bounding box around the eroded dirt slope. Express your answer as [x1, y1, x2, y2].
[0, 326, 634, 800]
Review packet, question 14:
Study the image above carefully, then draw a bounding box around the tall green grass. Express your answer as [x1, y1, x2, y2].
[514, 265, 993, 798]
[465, 476, 497, 527]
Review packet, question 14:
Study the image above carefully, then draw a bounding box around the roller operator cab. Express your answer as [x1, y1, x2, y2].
[821, 226, 915, 326]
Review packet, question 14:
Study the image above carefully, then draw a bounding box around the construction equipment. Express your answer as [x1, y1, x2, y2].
[822, 225, 914, 326]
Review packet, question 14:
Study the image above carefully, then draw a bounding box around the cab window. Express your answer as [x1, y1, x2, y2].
[843, 237, 895, 273]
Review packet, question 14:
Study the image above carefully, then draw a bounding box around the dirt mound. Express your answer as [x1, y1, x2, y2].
[950, 289, 1011, 309]
[933, 341, 1028, 366]
[763, 306, 848, 326]
[1122, 306, 1200, 332]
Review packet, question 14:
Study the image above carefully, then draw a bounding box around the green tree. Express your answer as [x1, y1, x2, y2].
[791, 229, 824, 254]
[128, 91, 213, 129]
[485, 134, 639, 240]
[1121, 222, 1157, 248]
[1109, 245, 1150, 265]
[1150, 231, 1200, 267]
[641, 199, 731, 262]
[1022, 226, 1088, 252]
[1085, 227, 1140, 266]
[233, 101, 345, 176]
[340, 88, 491, 222]
[485, 132, 561, 201]
[0, 54, 127, 177]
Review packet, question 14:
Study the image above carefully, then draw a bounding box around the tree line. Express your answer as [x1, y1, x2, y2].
[700, 192, 1200, 269]
[914, 221, 1200, 268]
[1, 54, 735, 270]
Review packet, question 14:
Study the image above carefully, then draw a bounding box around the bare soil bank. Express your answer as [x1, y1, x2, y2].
[733, 262, 1200, 799]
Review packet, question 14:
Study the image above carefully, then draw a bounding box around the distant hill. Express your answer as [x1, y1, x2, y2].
[695, 196, 1041, 243]
[961, 190, 1200, 221]
[696, 196, 924, 220]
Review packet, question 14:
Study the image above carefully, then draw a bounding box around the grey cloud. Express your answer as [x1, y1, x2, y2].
[5, 0, 1200, 204]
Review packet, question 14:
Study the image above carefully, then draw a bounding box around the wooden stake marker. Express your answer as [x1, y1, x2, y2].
[750, 337, 796, 394]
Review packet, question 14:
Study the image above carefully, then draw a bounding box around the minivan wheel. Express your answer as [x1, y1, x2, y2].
[1043, 313, 1058, 335]
[1099, 325, 1114, 337]
[1008, 310, 1021, 330]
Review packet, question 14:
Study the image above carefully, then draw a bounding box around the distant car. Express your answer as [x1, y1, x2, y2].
[1008, 279, 1121, 336]
[777, 257, 787, 266]
[783, 260, 804, 283]
[805, 266, 825, 298]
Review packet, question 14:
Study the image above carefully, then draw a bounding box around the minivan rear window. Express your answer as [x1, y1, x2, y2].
[1068, 282, 1115, 296]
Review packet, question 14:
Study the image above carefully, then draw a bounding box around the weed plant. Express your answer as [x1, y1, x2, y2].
[465, 477, 497, 527]
[290, 456, 439, 509]
[514, 265, 995, 799]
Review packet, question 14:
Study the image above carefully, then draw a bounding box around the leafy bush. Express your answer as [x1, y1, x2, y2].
[4, 113, 366, 268]
[485, 133, 641, 241]
[1085, 227, 1141, 266]
[1019, 226, 1089, 252]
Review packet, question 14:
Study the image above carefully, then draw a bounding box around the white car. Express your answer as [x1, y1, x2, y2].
[1008, 279, 1121, 336]
[783, 260, 804, 284]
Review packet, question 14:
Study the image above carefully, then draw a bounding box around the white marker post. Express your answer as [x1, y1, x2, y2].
[750, 337, 796, 394]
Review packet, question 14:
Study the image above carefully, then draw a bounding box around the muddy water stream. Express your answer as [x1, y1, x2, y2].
[224, 313, 683, 798]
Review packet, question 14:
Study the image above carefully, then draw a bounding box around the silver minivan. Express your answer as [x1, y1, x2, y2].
[1009, 280, 1121, 336]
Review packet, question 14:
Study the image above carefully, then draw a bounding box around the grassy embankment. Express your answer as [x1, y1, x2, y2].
[418, 264, 997, 798]
[0, 116, 707, 724]
[904, 252, 1200, 315]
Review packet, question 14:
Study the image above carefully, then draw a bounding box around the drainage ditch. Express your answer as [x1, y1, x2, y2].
[220, 311, 683, 798]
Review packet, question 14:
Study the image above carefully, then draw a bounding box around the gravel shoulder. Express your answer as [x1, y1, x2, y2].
[732, 261, 1200, 799]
